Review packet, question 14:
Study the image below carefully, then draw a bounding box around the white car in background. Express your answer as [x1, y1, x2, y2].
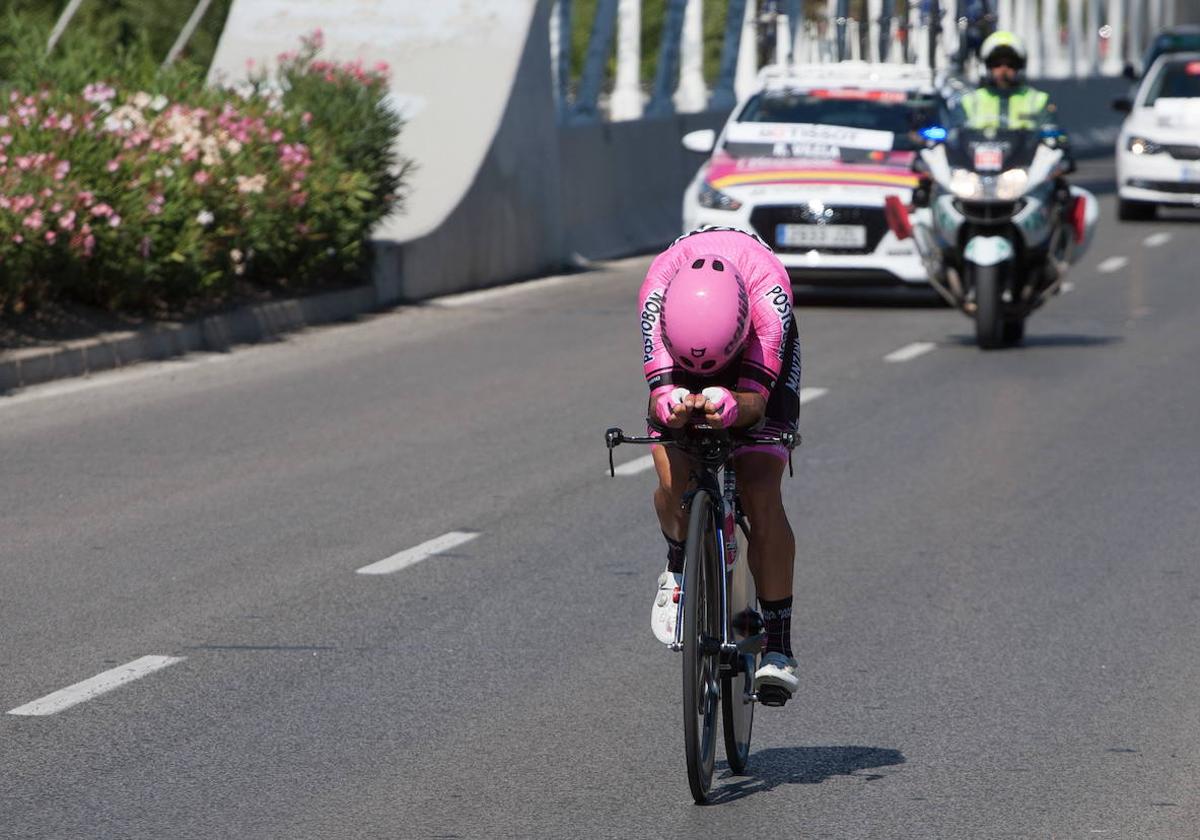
[681, 63, 943, 289]
[1114, 52, 1200, 220]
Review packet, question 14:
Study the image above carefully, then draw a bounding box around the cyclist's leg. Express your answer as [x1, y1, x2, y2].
[734, 448, 799, 700]
[731, 450, 794, 602]
[652, 443, 693, 545]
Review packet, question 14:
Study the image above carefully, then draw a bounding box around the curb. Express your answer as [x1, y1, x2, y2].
[0, 282, 382, 394]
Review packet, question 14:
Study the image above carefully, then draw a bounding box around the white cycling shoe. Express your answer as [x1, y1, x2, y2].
[754, 651, 799, 702]
[651, 569, 683, 645]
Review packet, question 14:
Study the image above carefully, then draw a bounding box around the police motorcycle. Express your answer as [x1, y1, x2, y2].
[886, 116, 1099, 349]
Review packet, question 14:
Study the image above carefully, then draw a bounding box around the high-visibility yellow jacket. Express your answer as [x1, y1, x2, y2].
[960, 85, 1053, 131]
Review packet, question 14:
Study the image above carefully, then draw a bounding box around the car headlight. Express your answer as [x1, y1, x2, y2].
[949, 169, 983, 199]
[1127, 136, 1164, 155]
[995, 168, 1029, 200]
[698, 182, 743, 211]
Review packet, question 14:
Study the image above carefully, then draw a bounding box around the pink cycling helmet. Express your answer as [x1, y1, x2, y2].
[661, 254, 750, 373]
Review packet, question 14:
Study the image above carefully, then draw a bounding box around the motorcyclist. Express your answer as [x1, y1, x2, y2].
[959, 31, 1058, 134]
[957, 31, 1074, 202]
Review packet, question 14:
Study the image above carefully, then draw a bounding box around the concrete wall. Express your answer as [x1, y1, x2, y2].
[559, 111, 729, 261]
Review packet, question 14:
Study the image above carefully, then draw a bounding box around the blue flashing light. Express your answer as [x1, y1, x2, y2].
[920, 125, 948, 142]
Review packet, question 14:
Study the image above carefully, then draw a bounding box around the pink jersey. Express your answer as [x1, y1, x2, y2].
[639, 228, 796, 399]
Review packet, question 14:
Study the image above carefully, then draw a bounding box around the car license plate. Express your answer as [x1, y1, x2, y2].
[776, 224, 867, 248]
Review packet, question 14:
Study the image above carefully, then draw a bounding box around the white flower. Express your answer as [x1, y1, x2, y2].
[230, 248, 244, 263]
[132, 91, 152, 109]
[196, 209, 214, 226]
[150, 94, 169, 112]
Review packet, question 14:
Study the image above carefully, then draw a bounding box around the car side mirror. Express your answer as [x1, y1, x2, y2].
[681, 129, 716, 154]
[1112, 97, 1133, 114]
[1122, 63, 1138, 81]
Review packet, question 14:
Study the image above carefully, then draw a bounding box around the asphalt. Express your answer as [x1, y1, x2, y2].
[2, 156, 1199, 839]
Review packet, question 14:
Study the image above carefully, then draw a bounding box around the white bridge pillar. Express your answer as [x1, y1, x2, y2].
[610, 0, 643, 120]
[1102, 0, 1125, 75]
[675, 0, 707, 112]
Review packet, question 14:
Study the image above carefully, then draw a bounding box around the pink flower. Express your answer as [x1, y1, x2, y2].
[90, 203, 114, 218]
[54, 160, 71, 181]
[270, 129, 283, 143]
[23, 210, 44, 230]
[58, 210, 76, 231]
[82, 82, 116, 104]
[51, 202, 62, 213]
[288, 191, 307, 208]
[44, 230, 56, 245]
[301, 112, 312, 126]
[11, 233, 23, 244]
[193, 170, 210, 185]
[106, 159, 120, 172]
[83, 234, 95, 257]
[108, 214, 122, 228]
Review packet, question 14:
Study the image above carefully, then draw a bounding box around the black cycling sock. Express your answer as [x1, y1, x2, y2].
[759, 596, 794, 658]
[664, 532, 685, 575]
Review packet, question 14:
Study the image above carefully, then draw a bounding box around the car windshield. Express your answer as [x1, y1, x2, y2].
[734, 90, 937, 151]
[1143, 58, 1200, 105]
[1143, 33, 1200, 73]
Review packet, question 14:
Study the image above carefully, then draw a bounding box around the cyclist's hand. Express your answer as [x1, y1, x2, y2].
[700, 387, 739, 429]
[651, 387, 692, 429]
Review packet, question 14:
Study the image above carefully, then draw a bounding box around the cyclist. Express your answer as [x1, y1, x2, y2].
[960, 31, 1058, 133]
[640, 226, 801, 699]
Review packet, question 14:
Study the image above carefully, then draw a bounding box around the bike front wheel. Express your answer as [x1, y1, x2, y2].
[682, 489, 722, 804]
[722, 521, 756, 774]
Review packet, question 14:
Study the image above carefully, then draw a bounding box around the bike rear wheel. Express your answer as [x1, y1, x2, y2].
[682, 489, 722, 804]
[721, 521, 756, 774]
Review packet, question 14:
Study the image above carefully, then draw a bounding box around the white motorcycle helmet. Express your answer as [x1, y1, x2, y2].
[979, 31, 1028, 85]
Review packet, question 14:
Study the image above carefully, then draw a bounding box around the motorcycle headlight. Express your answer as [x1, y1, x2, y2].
[1126, 136, 1164, 155]
[698, 182, 743, 211]
[996, 168, 1029, 200]
[949, 169, 983, 199]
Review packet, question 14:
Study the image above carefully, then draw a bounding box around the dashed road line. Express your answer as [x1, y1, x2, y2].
[883, 342, 936, 363]
[1061, 281, 1076, 294]
[356, 531, 480, 575]
[1144, 232, 1172, 248]
[7, 656, 185, 717]
[799, 387, 828, 404]
[1097, 256, 1128, 273]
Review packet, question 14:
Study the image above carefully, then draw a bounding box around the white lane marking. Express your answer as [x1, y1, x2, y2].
[799, 387, 828, 404]
[613, 453, 657, 476]
[0, 353, 232, 407]
[1061, 281, 1076, 294]
[430, 272, 586, 308]
[356, 531, 480, 575]
[883, 342, 936, 363]
[7, 656, 185, 716]
[1097, 256, 1128, 273]
[1144, 232, 1172, 248]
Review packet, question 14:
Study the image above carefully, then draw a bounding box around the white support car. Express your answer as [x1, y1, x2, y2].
[1115, 52, 1200, 220]
[681, 63, 943, 288]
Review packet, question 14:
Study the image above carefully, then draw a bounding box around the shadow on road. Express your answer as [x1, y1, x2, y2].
[945, 333, 1122, 349]
[707, 745, 906, 803]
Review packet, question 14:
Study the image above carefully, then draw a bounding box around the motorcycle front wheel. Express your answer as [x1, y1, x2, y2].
[971, 262, 1007, 350]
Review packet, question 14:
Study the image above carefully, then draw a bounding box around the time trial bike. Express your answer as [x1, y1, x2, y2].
[605, 420, 796, 803]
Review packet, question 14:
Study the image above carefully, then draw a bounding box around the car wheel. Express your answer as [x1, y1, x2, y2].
[1118, 198, 1156, 221]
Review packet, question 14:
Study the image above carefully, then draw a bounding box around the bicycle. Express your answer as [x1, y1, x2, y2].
[605, 419, 797, 803]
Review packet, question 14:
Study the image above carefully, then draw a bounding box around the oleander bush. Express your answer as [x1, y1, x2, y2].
[0, 23, 409, 314]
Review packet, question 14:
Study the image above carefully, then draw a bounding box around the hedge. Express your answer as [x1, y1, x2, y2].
[0, 24, 410, 314]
